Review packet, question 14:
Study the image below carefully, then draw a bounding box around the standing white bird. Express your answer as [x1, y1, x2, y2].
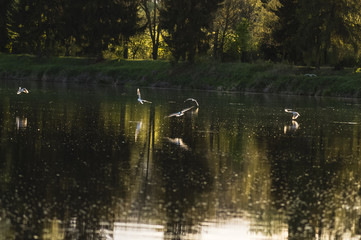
[184, 98, 199, 107]
[165, 106, 194, 118]
[17, 87, 29, 94]
[285, 109, 300, 120]
[137, 88, 152, 104]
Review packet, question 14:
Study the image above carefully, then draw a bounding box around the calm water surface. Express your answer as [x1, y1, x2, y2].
[1, 81, 361, 240]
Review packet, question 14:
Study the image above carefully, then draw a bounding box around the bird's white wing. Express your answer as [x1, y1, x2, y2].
[165, 112, 179, 118]
[181, 106, 194, 113]
[185, 98, 199, 106]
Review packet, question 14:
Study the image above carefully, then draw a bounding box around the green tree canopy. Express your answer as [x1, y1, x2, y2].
[273, 0, 361, 67]
[1, 0, 360, 67]
[159, 0, 222, 63]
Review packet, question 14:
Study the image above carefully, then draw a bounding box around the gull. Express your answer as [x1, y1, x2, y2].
[165, 106, 194, 118]
[304, 73, 317, 77]
[184, 98, 199, 107]
[137, 88, 152, 104]
[285, 109, 300, 120]
[17, 87, 29, 94]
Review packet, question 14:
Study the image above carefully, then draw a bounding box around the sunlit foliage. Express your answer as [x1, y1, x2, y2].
[273, 0, 361, 67]
[0, 0, 360, 67]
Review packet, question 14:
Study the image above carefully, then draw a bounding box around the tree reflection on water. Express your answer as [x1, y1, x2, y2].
[1, 86, 361, 239]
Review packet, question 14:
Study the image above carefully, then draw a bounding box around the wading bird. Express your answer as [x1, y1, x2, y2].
[165, 106, 194, 118]
[184, 98, 199, 107]
[285, 109, 300, 120]
[17, 87, 29, 94]
[137, 88, 152, 104]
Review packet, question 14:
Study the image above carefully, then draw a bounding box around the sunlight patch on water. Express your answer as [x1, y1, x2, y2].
[114, 222, 164, 240]
[201, 218, 288, 240]
[111, 218, 288, 240]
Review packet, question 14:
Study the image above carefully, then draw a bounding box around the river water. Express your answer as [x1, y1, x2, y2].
[1, 82, 361, 240]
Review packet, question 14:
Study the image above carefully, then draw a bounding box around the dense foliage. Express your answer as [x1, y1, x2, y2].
[0, 0, 360, 67]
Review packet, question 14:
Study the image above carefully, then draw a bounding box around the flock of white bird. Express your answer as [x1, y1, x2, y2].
[17, 86, 300, 121]
[137, 88, 200, 118]
[137, 88, 300, 120]
[16, 86, 300, 149]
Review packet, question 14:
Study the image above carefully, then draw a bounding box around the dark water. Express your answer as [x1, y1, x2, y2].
[1, 81, 361, 240]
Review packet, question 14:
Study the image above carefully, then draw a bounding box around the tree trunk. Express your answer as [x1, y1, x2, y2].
[142, 0, 161, 60]
[213, 29, 219, 60]
[123, 39, 129, 59]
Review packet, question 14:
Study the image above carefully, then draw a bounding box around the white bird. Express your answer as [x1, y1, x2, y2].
[165, 106, 194, 118]
[17, 87, 29, 94]
[184, 98, 199, 107]
[304, 73, 317, 77]
[137, 88, 152, 104]
[285, 109, 300, 120]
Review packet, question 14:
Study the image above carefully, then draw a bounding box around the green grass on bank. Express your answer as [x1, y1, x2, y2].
[0, 54, 170, 84]
[0, 53, 361, 97]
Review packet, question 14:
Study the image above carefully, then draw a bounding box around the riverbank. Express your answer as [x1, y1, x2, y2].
[0, 53, 360, 97]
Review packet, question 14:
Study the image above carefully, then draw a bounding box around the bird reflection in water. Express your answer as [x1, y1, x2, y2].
[16, 116, 27, 130]
[64, 217, 79, 239]
[165, 137, 190, 151]
[189, 107, 199, 116]
[135, 121, 142, 142]
[99, 221, 113, 240]
[284, 120, 299, 134]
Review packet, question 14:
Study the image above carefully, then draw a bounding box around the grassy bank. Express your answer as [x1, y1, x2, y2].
[0, 53, 360, 97]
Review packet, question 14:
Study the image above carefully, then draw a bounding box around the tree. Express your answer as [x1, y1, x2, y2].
[71, 0, 125, 60]
[272, 0, 300, 63]
[229, 19, 251, 61]
[119, 0, 143, 59]
[212, 0, 239, 60]
[141, 0, 162, 60]
[212, 0, 276, 62]
[159, 0, 222, 63]
[8, 0, 61, 56]
[273, 0, 361, 67]
[7, 0, 142, 60]
[0, 0, 13, 52]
